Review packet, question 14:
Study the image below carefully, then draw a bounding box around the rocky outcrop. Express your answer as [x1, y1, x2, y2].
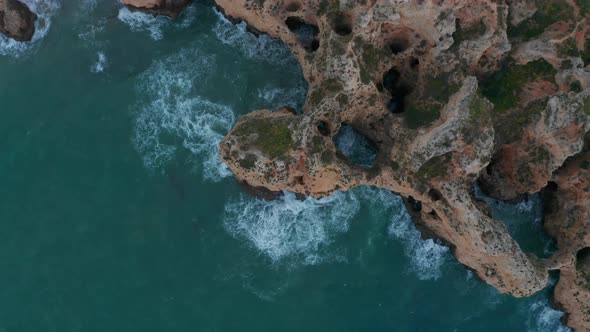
[0, 0, 36, 42]
[543, 133, 590, 331]
[214, 0, 590, 329]
[121, 0, 191, 18]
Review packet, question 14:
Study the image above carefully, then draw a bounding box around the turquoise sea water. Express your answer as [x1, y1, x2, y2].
[0, 1, 572, 331]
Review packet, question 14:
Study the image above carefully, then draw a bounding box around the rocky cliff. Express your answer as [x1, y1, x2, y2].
[211, 0, 590, 330]
[0, 0, 36, 41]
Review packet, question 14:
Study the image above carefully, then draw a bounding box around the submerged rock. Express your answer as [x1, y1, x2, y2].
[121, 0, 191, 18]
[0, 0, 36, 42]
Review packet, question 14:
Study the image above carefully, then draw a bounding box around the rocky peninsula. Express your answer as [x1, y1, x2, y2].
[212, 1, 590, 330]
[3, 0, 589, 330]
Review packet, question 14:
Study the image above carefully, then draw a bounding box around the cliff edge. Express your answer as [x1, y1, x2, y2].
[212, 0, 590, 330]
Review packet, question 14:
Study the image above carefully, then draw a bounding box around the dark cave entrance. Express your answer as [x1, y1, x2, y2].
[382, 68, 411, 114]
[285, 17, 320, 52]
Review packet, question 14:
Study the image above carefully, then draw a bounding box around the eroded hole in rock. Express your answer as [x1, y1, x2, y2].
[317, 120, 330, 136]
[382, 68, 411, 114]
[332, 13, 352, 36]
[546, 181, 558, 192]
[389, 38, 409, 54]
[382, 68, 400, 91]
[285, 1, 301, 12]
[285, 16, 320, 52]
[576, 247, 590, 276]
[333, 124, 377, 168]
[428, 188, 442, 201]
[408, 196, 422, 212]
[295, 175, 305, 185]
[410, 57, 420, 69]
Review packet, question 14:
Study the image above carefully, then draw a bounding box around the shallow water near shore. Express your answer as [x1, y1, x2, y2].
[0, 1, 571, 331]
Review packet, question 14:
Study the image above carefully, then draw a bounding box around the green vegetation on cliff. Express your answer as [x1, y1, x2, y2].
[480, 59, 556, 113]
[507, 0, 572, 40]
[234, 119, 294, 159]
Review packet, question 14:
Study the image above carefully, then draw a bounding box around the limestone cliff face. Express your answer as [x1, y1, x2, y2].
[213, 0, 590, 327]
[0, 0, 36, 42]
[121, 0, 191, 18]
[543, 134, 590, 331]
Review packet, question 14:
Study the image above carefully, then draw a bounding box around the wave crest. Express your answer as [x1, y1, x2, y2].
[360, 187, 450, 280]
[223, 191, 360, 265]
[132, 48, 234, 181]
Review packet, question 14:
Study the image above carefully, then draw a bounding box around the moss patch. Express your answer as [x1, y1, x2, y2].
[558, 38, 580, 58]
[239, 154, 258, 169]
[415, 153, 452, 186]
[492, 97, 547, 146]
[424, 75, 461, 103]
[452, 19, 486, 47]
[507, 0, 573, 40]
[480, 59, 556, 113]
[234, 119, 295, 159]
[353, 37, 390, 84]
[310, 78, 343, 105]
[404, 100, 440, 129]
[584, 97, 590, 115]
[575, 0, 590, 16]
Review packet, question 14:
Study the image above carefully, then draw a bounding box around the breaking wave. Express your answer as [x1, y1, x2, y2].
[526, 300, 571, 332]
[360, 187, 450, 280]
[132, 48, 234, 181]
[117, 4, 196, 41]
[0, 0, 60, 57]
[223, 191, 360, 265]
[212, 8, 297, 66]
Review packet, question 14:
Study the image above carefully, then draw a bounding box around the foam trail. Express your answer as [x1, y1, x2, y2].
[360, 187, 449, 280]
[117, 5, 196, 41]
[0, 0, 60, 57]
[132, 48, 234, 181]
[527, 300, 571, 332]
[212, 8, 297, 66]
[224, 191, 360, 265]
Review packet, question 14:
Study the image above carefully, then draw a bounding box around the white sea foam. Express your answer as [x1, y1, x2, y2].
[360, 187, 450, 280]
[117, 4, 196, 41]
[117, 7, 168, 40]
[132, 48, 234, 181]
[212, 8, 296, 66]
[90, 52, 107, 73]
[0, 0, 60, 57]
[527, 300, 571, 332]
[224, 191, 360, 265]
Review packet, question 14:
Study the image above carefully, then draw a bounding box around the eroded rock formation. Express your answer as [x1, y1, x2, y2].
[0, 0, 36, 41]
[121, 0, 191, 18]
[543, 133, 590, 331]
[213, 0, 590, 329]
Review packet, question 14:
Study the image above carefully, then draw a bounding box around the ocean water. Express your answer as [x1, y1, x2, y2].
[0, 1, 570, 331]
